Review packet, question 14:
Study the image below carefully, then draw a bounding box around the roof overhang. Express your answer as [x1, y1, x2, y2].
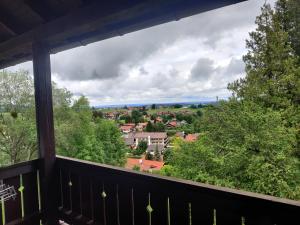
[0, 0, 246, 69]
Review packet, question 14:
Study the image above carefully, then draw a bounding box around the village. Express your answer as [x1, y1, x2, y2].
[98, 104, 202, 172]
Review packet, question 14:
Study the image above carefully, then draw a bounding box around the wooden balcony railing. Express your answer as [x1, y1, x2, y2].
[0, 160, 42, 225]
[56, 156, 300, 225]
[1, 156, 300, 225]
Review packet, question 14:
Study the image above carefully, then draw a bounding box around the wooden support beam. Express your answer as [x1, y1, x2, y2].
[32, 42, 58, 225]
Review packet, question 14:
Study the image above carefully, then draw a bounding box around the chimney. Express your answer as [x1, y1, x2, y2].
[148, 136, 151, 146]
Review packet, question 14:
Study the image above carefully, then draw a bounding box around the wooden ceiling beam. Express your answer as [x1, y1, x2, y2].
[0, 9, 25, 35]
[24, 0, 59, 22]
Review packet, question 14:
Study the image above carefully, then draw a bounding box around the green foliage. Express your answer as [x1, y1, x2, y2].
[173, 104, 183, 108]
[132, 165, 140, 171]
[190, 104, 197, 109]
[0, 111, 37, 165]
[145, 152, 153, 160]
[55, 99, 127, 166]
[161, 1, 300, 200]
[163, 101, 300, 199]
[163, 148, 173, 164]
[92, 110, 103, 120]
[0, 70, 34, 113]
[175, 113, 194, 124]
[119, 114, 131, 123]
[145, 121, 165, 132]
[131, 110, 143, 124]
[133, 140, 147, 155]
[154, 144, 161, 161]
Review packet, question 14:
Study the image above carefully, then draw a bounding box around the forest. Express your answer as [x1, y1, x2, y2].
[0, 0, 299, 200]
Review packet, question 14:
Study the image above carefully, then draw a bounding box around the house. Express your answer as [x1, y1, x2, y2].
[104, 112, 116, 120]
[146, 144, 165, 155]
[120, 123, 135, 133]
[155, 117, 163, 123]
[185, 133, 200, 142]
[166, 120, 177, 128]
[126, 157, 164, 172]
[130, 132, 169, 147]
[120, 125, 134, 133]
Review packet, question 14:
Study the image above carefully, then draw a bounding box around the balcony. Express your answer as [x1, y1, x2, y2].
[1, 156, 299, 225]
[0, 1, 299, 224]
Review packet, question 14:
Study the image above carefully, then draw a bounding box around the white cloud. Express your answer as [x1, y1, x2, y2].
[6, 0, 273, 106]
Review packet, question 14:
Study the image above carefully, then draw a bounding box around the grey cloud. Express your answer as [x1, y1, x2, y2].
[190, 58, 215, 81]
[225, 58, 245, 75]
[51, 0, 265, 81]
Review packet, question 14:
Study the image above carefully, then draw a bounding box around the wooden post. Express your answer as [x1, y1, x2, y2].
[32, 42, 58, 225]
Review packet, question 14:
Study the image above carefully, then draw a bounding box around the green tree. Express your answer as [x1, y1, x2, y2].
[154, 144, 161, 161]
[133, 140, 148, 155]
[0, 70, 34, 113]
[131, 110, 143, 124]
[163, 100, 300, 199]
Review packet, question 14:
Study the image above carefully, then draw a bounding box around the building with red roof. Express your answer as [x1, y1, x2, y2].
[126, 157, 164, 172]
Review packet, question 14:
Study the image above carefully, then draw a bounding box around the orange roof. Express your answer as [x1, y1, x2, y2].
[168, 121, 177, 127]
[185, 134, 199, 142]
[126, 157, 164, 171]
[120, 125, 133, 131]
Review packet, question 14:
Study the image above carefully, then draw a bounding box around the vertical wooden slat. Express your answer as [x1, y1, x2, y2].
[32, 42, 58, 225]
[4, 176, 21, 223]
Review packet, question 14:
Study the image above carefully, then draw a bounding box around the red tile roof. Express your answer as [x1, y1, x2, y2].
[185, 134, 200, 142]
[126, 157, 164, 171]
[120, 125, 133, 132]
[167, 121, 177, 127]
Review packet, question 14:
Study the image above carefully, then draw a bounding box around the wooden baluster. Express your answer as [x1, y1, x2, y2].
[58, 169, 63, 211]
[66, 172, 72, 215]
[0, 180, 5, 225]
[167, 197, 171, 225]
[131, 188, 135, 225]
[37, 170, 42, 225]
[75, 176, 83, 219]
[146, 193, 153, 225]
[101, 184, 107, 225]
[18, 174, 25, 219]
[87, 178, 95, 224]
[116, 185, 120, 225]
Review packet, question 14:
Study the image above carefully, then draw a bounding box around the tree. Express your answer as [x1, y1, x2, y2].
[145, 152, 153, 160]
[145, 121, 154, 132]
[163, 100, 300, 199]
[133, 140, 147, 155]
[92, 110, 103, 120]
[196, 110, 202, 117]
[119, 114, 131, 123]
[228, 1, 300, 156]
[0, 111, 37, 165]
[131, 110, 143, 124]
[161, 1, 300, 200]
[132, 165, 140, 171]
[151, 104, 156, 109]
[154, 144, 161, 161]
[228, 3, 299, 111]
[0, 70, 34, 113]
[174, 104, 183, 108]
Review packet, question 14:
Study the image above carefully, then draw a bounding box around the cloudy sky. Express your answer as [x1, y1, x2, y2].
[7, 0, 275, 106]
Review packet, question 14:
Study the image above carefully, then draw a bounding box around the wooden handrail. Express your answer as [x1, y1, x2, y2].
[0, 159, 39, 180]
[56, 155, 300, 225]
